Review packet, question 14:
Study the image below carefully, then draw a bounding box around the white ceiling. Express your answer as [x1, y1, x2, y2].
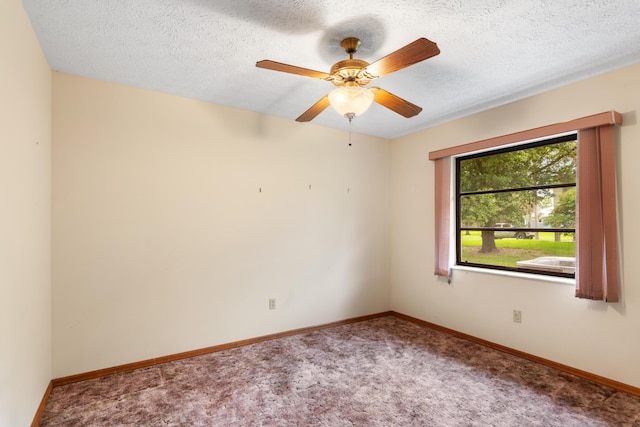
[22, 0, 640, 139]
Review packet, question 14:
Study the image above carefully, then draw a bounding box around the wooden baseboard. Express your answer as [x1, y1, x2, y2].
[30, 380, 52, 427]
[52, 311, 392, 388]
[391, 311, 640, 397]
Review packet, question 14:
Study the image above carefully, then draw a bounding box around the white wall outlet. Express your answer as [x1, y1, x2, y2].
[513, 310, 522, 323]
[269, 298, 276, 310]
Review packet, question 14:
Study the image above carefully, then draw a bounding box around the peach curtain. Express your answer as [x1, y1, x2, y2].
[575, 126, 619, 301]
[434, 157, 451, 277]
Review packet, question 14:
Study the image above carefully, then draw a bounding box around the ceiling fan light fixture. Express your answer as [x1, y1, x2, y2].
[328, 84, 374, 119]
[257, 37, 439, 122]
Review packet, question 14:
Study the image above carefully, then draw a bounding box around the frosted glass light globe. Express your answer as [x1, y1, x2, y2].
[328, 85, 374, 119]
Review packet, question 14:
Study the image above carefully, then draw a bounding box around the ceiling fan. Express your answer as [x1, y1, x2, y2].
[256, 37, 440, 122]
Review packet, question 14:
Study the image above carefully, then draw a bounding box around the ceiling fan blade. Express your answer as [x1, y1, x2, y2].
[256, 60, 331, 80]
[371, 87, 422, 118]
[366, 38, 440, 78]
[296, 95, 331, 122]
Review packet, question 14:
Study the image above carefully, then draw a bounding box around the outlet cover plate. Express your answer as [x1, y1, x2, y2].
[513, 310, 522, 323]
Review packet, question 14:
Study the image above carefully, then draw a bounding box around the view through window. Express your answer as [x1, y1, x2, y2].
[456, 133, 577, 278]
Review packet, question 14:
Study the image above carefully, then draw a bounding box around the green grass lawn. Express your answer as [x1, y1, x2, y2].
[460, 231, 575, 267]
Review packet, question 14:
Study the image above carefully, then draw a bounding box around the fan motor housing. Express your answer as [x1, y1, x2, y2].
[330, 59, 373, 86]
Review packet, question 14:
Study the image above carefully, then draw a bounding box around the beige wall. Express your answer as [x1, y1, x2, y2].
[390, 62, 640, 387]
[0, 1, 52, 426]
[52, 73, 391, 377]
[50, 63, 640, 388]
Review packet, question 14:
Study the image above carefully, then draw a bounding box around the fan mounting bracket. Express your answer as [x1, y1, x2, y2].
[340, 37, 361, 58]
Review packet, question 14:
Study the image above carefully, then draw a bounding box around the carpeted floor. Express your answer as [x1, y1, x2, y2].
[41, 315, 640, 426]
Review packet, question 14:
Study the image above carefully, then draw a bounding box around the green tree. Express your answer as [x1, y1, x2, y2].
[459, 141, 576, 253]
[545, 187, 576, 241]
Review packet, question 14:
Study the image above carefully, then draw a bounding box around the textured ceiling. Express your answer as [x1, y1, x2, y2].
[23, 0, 640, 139]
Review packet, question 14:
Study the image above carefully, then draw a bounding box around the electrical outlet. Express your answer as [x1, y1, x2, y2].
[513, 310, 522, 323]
[269, 298, 276, 310]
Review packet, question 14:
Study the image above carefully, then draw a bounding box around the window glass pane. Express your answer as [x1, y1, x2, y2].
[460, 188, 575, 230]
[460, 141, 577, 193]
[459, 230, 576, 274]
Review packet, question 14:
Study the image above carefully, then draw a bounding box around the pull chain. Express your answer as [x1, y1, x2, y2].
[345, 112, 355, 147]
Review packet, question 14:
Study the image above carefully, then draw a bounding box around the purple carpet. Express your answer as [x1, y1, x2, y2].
[40, 315, 640, 426]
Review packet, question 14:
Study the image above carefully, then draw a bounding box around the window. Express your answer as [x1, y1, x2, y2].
[431, 111, 621, 301]
[456, 134, 577, 278]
